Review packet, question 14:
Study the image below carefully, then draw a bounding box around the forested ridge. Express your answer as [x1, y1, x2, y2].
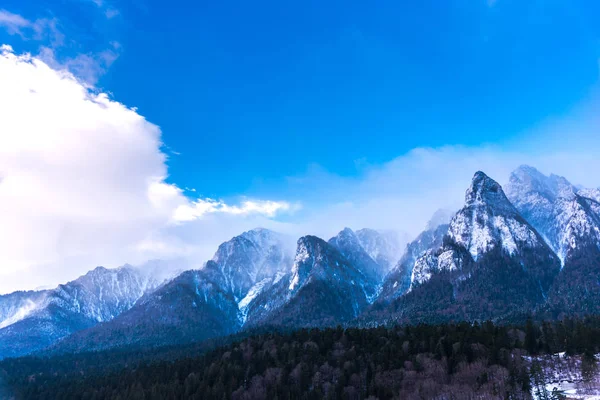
[3, 318, 600, 399]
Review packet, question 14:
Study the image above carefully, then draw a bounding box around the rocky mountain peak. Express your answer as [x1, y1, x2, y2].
[210, 228, 292, 301]
[511, 165, 553, 190]
[447, 171, 543, 261]
[465, 171, 516, 213]
[239, 227, 286, 249]
[507, 165, 576, 203]
[506, 166, 599, 262]
[288, 234, 377, 297]
[289, 236, 326, 291]
[329, 228, 386, 282]
[549, 174, 577, 200]
[328, 228, 363, 257]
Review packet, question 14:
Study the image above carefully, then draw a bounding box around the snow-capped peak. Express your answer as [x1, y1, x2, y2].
[328, 228, 388, 282]
[449, 171, 539, 261]
[0, 263, 162, 359]
[209, 228, 293, 301]
[464, 171, 518, 214]
[408, 171, 558, 291]
[329, 227, 361, 249]
[506, 166, 600, 263]
[288, 235, 378, 300]
[51, 264, 160, 323]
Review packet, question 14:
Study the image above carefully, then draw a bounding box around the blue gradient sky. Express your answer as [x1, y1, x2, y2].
[2, 0, 600, 200]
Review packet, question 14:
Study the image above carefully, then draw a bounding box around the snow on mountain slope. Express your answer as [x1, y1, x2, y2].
[296, 235, 378, 302]
[237, 278, 272, 324]
[369, 172, 562, 324]
[50, 268, 240, 354]
[0, 265, 159, 359]
[0, 290, 48, 329]
[51, 266, 159, 323]
[53, 234, 375, 352]
[355, 228, 406, 272]
[506, 166, 600, 264]
[244, 235, 377, 328]
[579, 188, 600, 203]
[328, 228, 386, 285]
[206, 228, 293, 324]
[503, 169, 600, 317]
[210, 228, 293, 303]
[410, 246, 465, 288]
[449, 171, 540, 260]
[410, 171, 560, 291]
[377, 212, 451, 302]
[48, 229, 293, 353]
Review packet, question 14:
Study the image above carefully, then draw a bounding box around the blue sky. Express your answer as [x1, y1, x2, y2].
[2, 0, 600, 199]
[104, 0, 598, 198]
[1, 0, 600, 291]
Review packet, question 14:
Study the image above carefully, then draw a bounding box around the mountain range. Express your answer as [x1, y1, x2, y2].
[0, 266, 158, 359]
[1, 165, 599, 360]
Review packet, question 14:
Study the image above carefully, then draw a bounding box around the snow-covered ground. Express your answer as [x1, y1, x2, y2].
[530, 352, 600, 399]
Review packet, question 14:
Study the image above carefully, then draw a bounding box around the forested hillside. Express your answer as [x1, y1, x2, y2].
[3, 319, 600, 399]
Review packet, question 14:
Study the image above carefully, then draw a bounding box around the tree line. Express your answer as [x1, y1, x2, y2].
[3, 318, 600, 399]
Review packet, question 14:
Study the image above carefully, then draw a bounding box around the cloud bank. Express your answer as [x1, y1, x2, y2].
[276, 81, 600, 241]
[0, 47, 292, 293]
[294, 120, 600, 243]
[173, 199, 294, 222]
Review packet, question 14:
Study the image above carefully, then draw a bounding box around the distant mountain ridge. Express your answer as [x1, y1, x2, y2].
[2, 165, 600, 359]
[42, 229, 294, 354]
[505, 166, 600, 317]
[48, 228, 397, 353]
[0, 265, 159, 359]
[506, 165, 600, 264]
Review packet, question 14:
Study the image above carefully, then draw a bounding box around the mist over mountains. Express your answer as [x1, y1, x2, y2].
[1, 165, 599, 360]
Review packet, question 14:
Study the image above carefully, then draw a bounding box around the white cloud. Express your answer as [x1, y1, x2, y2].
[0, 10, 30, 36]
[0, 9, 118, 85]
[38, 45, 121, 85]
[289, 100, 600, 242]
[173, 199, 294, 222]
[0, 10, 63, 45]
[85, 0, 120, 20]
[0, 47, 292, 294]
[105, 9, 120, 19]
[0, 298, 42, 329]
